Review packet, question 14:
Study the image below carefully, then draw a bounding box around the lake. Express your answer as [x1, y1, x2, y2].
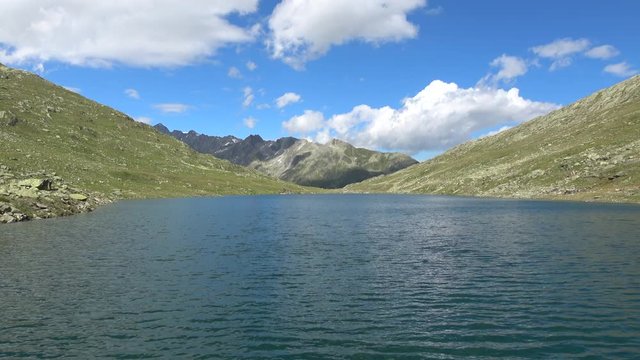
[1, 195, 639, 358]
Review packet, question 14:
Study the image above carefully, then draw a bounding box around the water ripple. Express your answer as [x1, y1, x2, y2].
[1, 195, 639, 358]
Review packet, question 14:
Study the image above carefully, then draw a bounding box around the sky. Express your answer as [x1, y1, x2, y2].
[1, 0, 638, 160]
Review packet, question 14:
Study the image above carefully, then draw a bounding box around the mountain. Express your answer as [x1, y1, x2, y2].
[155, 125, 418, 188]
[347, 76, 640, 203]
[0, 63, 308, 223]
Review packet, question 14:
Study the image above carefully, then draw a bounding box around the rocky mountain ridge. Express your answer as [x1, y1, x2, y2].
[155, 124, 418, 188]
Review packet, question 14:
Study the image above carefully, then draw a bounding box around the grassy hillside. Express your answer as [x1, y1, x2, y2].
[0, 64, 310, 222]
[347, 76, 640, 203]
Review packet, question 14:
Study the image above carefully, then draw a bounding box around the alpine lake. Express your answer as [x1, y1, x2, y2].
[2, 195, 639, 358]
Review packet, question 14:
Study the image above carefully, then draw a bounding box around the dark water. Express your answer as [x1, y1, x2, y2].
[1, 195, 639, 359]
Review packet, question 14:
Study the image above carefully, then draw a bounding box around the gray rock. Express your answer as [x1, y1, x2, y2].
[17, 178, 53, 190]
[0, 203, 11, 214]
[69, 193, 88, 201]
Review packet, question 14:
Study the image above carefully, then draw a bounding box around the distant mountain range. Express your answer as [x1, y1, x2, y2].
[348, 75, 640, 203]
[154, 124, 418, 188]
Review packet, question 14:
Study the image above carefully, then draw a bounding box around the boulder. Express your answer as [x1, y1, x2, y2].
[0, 111, 19, 126]
[17, 178, 53, 190]
[13, 187, 40, 198]
[0, 203, 11, 214]
[35, 202, 48, 209]
[69, 193, 88, 201]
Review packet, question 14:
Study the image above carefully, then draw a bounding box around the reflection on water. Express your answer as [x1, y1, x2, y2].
[1, 195, 639, 358]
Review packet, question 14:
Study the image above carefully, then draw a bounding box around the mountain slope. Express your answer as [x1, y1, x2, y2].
[252, 139, 418, 188]
[155, 124, 418, 188]
[347, 76, 640, 203]
[0, 64, 308, 222]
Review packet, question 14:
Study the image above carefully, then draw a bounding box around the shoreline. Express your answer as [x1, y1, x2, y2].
[4, 188, 639, 225]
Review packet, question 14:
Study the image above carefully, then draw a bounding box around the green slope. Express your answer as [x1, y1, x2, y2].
[0, 63, 309, 222]
[347, 76, 640, 203]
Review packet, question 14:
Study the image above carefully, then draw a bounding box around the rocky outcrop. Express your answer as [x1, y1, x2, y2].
[0, 165, 111, 224]
[155, 124, 418, 188]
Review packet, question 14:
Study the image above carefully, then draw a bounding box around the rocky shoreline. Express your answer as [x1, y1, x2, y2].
[0, 165, 112, 224]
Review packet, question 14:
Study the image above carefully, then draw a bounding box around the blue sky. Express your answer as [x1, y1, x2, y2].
[1, 0, 638, 159]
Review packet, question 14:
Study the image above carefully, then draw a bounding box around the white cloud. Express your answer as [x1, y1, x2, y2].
[242, 87, 254, 108]
[267, 0, 426, 68]
[246, 61, 257, 71]
[228, 66, 242, 79]
[0, 1, 258, 67]
[135, 116, 153, 124]
[604, 62, 638, 77]
[585, 45, 620, 60]
[124, 88, 140, 99]
[63, 86, 81, 94]
[283, 80, 559, 153]
[531, 38, 591, 70]
[532, 38, 591, 59]
[276, 92, 302, 108]
[479, 54, 528, 86]
[480, 125, 512, 139]
[243, 116, 257, 129]
[283, 110, 326, 134]
[153, 103, 190, 114]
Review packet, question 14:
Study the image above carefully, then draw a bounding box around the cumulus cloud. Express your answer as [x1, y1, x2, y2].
[153, 103, 190, 114]
[604, 62, 638, 77]
[0, 1, 258, 67]
[283, 110, 326, 134]
[242, 87, 254, 108]
[124, 88, 140, 99]
[228, 66, 242, 79]
[585, 45, 620, 60]
[267, 0, 426, 68]
[243, 117, 257, 129]
[531, 38, 591, 70]
[479, 54, 528, 86]
[246, 61, 257, 71]
[283, 80, 559, 153]
[135, 116, 153, 124]
[276, 92, 302, 108]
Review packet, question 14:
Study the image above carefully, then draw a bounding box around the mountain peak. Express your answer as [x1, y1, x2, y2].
[153, 123, 170, 134]
[245, 134, 264, 144]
